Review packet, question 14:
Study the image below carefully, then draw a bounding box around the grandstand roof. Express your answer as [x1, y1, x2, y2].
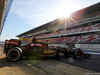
[0, 0, 13, 35]
[17, 2, 100, 37]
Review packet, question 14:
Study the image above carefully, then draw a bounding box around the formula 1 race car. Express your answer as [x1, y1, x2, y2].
[4, 39, 91, 61]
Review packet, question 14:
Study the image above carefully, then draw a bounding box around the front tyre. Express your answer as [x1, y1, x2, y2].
[6, 48, 21, 61]
[74, 49, 84, 59]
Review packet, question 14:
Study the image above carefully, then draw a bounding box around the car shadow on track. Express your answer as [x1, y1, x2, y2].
[1, 54, 100, 73]
[21, 54, 100, 72]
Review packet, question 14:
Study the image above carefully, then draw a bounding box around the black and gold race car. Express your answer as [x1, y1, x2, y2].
[4, 39, 91, 62]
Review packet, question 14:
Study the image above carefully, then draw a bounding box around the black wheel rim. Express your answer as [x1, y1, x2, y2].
[8, 50, 20, 60]
[76, 50, 84, 59]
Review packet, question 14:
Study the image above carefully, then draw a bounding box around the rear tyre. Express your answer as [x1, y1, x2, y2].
[74, 49, 84, 59]
[6, 48, 21, 61]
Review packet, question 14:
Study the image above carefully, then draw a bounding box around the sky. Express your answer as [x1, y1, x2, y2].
[0, 0, 100, 41]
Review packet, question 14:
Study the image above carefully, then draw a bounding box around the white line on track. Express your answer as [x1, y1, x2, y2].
[85, 52, 100, 55]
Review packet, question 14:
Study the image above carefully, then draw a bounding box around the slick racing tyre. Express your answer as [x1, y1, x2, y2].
[74, 49, 84, 59]
[6, 47, 22, 61]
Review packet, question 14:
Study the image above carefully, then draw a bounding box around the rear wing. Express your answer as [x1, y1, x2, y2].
[4, 39, 21, 53]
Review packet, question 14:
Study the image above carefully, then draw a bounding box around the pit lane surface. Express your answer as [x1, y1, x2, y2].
[0, 46, 100, 75]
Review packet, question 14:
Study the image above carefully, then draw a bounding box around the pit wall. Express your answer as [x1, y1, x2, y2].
[75, 44, 100, 49]
[75, 44, 100, 52]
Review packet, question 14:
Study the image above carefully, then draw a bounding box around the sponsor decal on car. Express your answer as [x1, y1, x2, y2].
[30, 43, 42, 47]
[5, 40, 19, 45]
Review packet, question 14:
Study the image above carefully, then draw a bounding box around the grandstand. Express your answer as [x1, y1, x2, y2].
[0, 0, 13, 35]
[17, 2, 100, 50]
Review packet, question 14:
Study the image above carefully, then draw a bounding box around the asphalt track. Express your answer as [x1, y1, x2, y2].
[0, 46, 100, 75]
